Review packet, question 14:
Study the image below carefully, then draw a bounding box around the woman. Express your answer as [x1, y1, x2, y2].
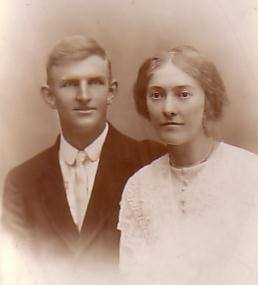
[118, 46, 258, 284]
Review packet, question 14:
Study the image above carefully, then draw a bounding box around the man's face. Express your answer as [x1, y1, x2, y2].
[46, 55, 115, 136]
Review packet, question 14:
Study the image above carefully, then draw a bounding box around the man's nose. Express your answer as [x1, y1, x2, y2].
[76, 80, 90, 102]
[163, 93, 178, 117]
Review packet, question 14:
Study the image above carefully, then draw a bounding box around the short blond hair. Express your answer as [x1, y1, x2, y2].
[46, 35, 112, 84]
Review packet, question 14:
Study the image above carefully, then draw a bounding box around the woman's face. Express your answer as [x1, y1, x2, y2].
[146, 61, 206, 146]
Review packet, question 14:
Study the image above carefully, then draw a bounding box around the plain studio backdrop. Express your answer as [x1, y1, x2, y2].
[1, 0, 258, 202]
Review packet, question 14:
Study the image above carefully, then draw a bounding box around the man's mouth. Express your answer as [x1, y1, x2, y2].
[73, 107, 96, 112]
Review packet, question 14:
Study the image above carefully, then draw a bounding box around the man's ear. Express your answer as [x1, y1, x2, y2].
[107, 80, 118, 105]
[41, 85, 56, 109]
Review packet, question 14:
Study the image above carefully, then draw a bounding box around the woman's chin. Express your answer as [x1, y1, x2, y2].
[159, 136, 186, 147]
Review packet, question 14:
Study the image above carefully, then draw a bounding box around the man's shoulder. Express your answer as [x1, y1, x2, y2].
[105, 125, 166, 164]
[6, 141, 58, 184]
[105, 124, 138, 145]
[137, 139, 166, 157]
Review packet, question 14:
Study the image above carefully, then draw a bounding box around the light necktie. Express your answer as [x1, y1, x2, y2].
[74, 150, 88, 231]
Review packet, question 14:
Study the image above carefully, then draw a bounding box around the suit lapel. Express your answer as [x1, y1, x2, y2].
[38, 138, 79, 252]
[79, 126, 124, 248]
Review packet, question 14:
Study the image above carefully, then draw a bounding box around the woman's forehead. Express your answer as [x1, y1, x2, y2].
[148, 61, 199, 89]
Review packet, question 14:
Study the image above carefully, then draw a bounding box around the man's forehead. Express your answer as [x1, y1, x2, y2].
[50, 55, 109, 80]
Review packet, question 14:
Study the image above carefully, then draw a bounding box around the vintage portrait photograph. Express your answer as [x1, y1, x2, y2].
[1, 0, 258, 284]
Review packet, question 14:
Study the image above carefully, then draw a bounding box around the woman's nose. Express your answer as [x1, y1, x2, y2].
[77, 80, 90, 102]
[163, 94, 178, 117]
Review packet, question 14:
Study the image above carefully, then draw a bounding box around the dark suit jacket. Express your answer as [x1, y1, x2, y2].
[2, 125, 164, 270]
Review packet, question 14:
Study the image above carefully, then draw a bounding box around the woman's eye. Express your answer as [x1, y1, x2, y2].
[150, 91, 163, 100]
[178, 91, 191, 98]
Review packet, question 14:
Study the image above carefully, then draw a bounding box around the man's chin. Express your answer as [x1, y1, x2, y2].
[72, 120, 106, 134]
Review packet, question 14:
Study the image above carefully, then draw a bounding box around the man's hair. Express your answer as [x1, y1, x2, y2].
[134, 45, 227, 121]
[46, 35, 112, 84]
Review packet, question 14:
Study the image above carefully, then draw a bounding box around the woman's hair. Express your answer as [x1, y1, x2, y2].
[134, 45, 227, 121]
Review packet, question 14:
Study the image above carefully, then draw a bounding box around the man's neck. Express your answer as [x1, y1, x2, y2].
[61, 124, 107, 150]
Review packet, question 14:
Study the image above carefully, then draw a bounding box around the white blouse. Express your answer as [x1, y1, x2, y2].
[118, 143, 258, 285]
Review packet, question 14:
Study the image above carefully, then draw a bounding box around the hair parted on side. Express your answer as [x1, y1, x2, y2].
[46, 35, 112, 84]
[134, 45, 227, 121]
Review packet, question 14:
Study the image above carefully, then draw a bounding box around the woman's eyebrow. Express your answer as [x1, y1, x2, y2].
[148, 86, 163, 90]
[173, 85, 194, 90]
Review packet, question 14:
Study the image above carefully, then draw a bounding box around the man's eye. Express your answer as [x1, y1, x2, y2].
[61, 80, 79, 87]
[88, 78, 104, 85]
[178, 91, 191, 98]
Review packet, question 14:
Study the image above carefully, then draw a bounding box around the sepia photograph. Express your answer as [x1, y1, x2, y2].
[1, 0, 258, 284]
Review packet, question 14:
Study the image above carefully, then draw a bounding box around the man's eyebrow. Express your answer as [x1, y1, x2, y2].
[58, 74, 107, 83]
[60, 76, 80, 82]
[88, 75, 106, 80]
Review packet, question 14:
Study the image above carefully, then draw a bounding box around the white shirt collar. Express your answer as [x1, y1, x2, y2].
[59, 123, 109, 165]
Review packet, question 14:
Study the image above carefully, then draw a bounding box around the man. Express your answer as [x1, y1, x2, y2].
[1, 35, 163, 272]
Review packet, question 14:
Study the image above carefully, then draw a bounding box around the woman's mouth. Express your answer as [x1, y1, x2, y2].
[161, 122, 184, 126]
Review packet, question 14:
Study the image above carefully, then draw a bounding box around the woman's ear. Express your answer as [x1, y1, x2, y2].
[41, 85, 56, 109]
[107, 79, 118, 105]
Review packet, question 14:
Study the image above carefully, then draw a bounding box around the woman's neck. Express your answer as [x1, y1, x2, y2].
[167, 135, 215, 168]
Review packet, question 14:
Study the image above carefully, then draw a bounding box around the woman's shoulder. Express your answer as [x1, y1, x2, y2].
[121, 154, 169, 201]
[218, 142, 258, 164]
[119, 155, 169, 239]
[127, 153, 169, 183]
[213, 142, 258, 181]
